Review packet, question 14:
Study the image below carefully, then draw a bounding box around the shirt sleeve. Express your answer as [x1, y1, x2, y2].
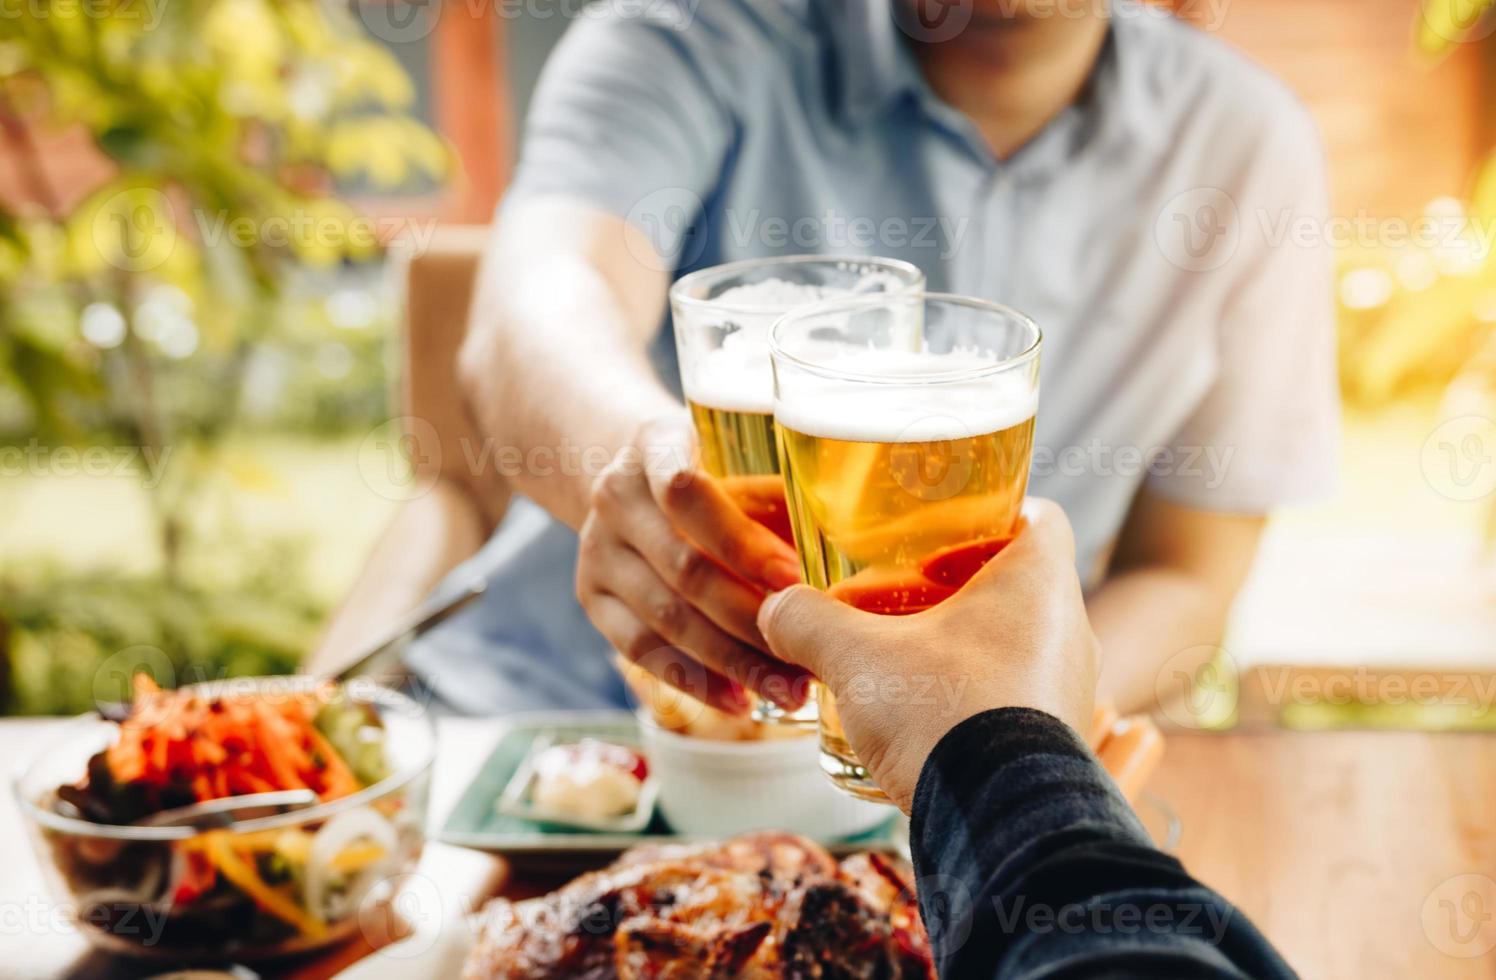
[1145, 108, 1340, 512]
[504, 3, 735, 269]
[910, 708, 1297, 978]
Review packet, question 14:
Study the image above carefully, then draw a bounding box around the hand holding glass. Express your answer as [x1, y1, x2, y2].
[769, 293, 1042, 800]
[669, 256, 923, 723]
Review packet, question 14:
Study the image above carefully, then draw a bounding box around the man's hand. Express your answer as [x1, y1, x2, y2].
[756, 498, 1100, 812]
[577, 415, 812, 716]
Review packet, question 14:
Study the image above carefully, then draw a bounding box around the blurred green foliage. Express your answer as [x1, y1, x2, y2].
[0, 0, 448, 713]
[3, 557, 318, 716]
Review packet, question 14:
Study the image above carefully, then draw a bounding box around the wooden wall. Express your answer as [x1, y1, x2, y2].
[1190, 0, 1490, 216]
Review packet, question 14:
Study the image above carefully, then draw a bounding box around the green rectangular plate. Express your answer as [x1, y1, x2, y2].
[438, 710, 903, 856]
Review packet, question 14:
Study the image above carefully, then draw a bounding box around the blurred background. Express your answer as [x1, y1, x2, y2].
[0, 0, 1493, 717]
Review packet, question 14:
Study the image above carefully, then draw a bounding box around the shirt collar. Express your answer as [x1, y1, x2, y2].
[821, 0, 923, 124]
[1091, 2, 1169, 153]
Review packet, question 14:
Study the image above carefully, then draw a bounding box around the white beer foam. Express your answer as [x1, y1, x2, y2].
[684, 274, 902, 415]
[684, 328, 775, 414]
[711, 279, 838, 309]
[774, 349, 1037, 443]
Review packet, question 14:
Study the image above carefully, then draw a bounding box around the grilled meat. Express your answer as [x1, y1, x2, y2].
[462, 832, 934, 980]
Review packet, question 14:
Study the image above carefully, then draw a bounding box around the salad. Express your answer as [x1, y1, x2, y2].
[28, 675, 428, 959]
[60, 675, 385, 824]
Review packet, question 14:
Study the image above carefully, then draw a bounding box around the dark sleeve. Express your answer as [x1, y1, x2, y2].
[909, 708, 1297, 979]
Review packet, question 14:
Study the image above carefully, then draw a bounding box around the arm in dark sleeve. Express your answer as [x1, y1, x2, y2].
[909, 708, 1297, 979]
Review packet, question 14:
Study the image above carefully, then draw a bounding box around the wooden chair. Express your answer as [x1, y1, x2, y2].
[391, 224, 510, 531]
[310, 225, 510, 672]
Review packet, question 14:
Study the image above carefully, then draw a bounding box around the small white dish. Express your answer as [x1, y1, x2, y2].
[495, 734, 658, 833]
[638, 714, 890, 840]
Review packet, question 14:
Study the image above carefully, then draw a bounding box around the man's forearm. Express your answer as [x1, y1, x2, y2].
[457, 204, 678, 529]
[910, 708, 1294, 979]
[1087, 566, 1230, 714]
[1090, 492, 1264, 713]
[306, 479, 489, 676]
[458, 309, 675, 528]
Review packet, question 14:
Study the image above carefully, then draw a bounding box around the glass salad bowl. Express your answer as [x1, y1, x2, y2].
[13, 676, 434, 962]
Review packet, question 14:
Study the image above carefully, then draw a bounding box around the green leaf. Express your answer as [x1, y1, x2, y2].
[97, 124, 156, 167]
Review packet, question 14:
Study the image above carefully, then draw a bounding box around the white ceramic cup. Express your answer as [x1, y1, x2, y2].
[637, 716, 891, 840]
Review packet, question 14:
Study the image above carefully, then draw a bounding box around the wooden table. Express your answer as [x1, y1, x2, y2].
[3, 717, 1494, 979]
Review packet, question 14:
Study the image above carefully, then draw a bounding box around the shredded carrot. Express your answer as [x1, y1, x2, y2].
[98, 674, 370, 808]
[192, 774, 214, 800]
[307, 728, 359, 799]
[149, 732, 168, 776]
[193, 734, 228, 767]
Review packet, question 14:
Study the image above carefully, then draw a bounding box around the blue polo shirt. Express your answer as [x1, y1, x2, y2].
[408, 0, 1338, 715]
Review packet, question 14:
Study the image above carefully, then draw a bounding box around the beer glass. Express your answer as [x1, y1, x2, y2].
[670, 256, 923, 724]
[770, 293, 1042, 800]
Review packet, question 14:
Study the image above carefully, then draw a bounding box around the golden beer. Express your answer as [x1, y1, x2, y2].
[671, 257, 925, 726]
[777, 413, 1035, 792]
[686, 399, 793, 544]
[672, 257, 924, 536]
[770, 293, 1042, 801]
[688, 401, 779, 478]
[776, 415, 1036, 609]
